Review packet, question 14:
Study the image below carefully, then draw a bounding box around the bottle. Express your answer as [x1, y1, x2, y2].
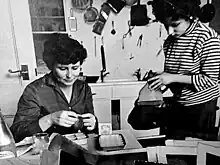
[0, 110, 17, 158]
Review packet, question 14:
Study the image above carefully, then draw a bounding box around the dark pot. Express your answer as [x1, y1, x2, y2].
[84, 6, 98, 23]
[199, 0, 215, 23]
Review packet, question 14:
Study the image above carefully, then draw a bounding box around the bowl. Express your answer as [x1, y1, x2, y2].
[85, 76, 99, 83]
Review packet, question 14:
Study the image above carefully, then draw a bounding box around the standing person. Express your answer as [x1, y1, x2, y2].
[10, 33, 98, 143]
[150, 0, 220, 140]
[130, 0, 220, 140]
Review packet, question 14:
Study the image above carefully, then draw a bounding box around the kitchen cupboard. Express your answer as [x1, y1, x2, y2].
[28, 0, 70, 75]
[90, 81, 176, 137]
[90, 81, 148, 137]
[91, 85, 112, 124]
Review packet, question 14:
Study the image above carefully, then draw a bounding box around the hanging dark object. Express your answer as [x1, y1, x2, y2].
[84, 6, 98, 23]
[130, 0, 150, 26]
[199, 0, 215, 23]
[100, 37, 106, 73]
[100, 37, 110, 82]
[125, 0, 138, 6]
[92, 3, 111, 35]
[72, 0, 91, 11]
[106, 0, 126, 14]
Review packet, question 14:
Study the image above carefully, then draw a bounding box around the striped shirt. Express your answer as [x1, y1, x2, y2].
[164, 20, 220, 106]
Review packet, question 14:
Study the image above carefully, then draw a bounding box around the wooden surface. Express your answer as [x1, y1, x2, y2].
[0, 130, 147, 165]
[0, 153, 39, 165]
[197, 142, 220, 165]
[43, 129, 148, 165]
[87, 129, 146, 156]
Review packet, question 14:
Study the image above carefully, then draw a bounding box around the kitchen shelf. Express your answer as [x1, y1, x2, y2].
[28, 0, 68, 75]
[32, 31, 68, 34]
[31, 16, 65, 19]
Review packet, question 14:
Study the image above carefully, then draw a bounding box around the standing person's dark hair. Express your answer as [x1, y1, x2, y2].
[151, 0, 201, 28]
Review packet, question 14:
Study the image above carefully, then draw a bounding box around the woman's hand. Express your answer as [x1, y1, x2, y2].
[148, 72, 174, 90]
[51, 111, 79, 127]
[81, 113, 96, 131]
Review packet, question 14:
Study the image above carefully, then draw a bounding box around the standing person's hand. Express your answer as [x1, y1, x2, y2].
[148, 72, 174, 90]
[81, 113, 96, 131]
[51, 111, 79, 127]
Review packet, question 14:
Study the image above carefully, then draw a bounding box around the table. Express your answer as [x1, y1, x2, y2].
[42, 129, 149, 165]
[0, 130, 149, 165]
[0, 153, 39, 165]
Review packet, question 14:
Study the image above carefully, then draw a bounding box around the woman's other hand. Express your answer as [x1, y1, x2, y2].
[148, 72, 174, 90]
[81, 113, 96, 131]
[51, 111, 79, 127]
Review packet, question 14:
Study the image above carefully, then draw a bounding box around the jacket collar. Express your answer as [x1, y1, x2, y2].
[44, 72, 83, 88]
[45, 72, 57, 87]
[184, 20, 198, 36]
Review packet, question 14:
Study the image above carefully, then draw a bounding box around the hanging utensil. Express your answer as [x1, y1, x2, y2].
[94, 36, 97, 57]
[111, 21, 116, 35]
[106, 0, 126, 14]
[125, 0, 138, 6]
[136, 34, 143, 48]
[199, 0, 215, 23]
[130, 0, 150, 26]
[84, 0, 98, 24]
[100, 37, 106, 72]
[69, 8, 77, 32]
[100, 36, 110, 82]
[122, 35, 125, 49]
[122, 21, 134, 39]
[72, 0, 91, 11]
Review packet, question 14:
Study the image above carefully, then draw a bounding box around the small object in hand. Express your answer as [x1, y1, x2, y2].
[142, 70, 158, 82]
[73, 116, 84, 131]
[32, 133, 49, 155]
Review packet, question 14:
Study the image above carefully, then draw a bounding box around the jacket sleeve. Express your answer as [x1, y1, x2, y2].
[10, 85, 43, 142]
[82, 84, 98, 134]
[191, 37, 220, 91]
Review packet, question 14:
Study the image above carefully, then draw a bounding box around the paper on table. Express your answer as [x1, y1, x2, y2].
[63, 133, 88, 146]
[0, 144, 33, 159]
[15, 136, 33, 147]
[16, 144, 33, 157]
[0, 136, 34, 159]
[16, 136, 34, 157]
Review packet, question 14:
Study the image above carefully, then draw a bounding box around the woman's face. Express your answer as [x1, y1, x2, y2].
[166, 18, 191, 37]
[53, 61, 81, 87]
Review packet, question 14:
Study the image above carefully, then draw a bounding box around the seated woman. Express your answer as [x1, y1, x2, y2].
[10, 33, 98, 143]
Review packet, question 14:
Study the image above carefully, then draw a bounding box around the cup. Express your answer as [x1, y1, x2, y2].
[32, 133, 49, 155]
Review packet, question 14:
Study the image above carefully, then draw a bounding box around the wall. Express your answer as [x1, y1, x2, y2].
[68, 0, 167, 81]
[210, 0, 220, 34]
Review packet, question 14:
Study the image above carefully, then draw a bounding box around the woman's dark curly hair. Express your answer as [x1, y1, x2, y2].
[150, 0, 201, 23]
[43, 33, 87, 70]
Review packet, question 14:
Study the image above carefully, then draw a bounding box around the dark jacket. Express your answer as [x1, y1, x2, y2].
[10, 72, 97, 142]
